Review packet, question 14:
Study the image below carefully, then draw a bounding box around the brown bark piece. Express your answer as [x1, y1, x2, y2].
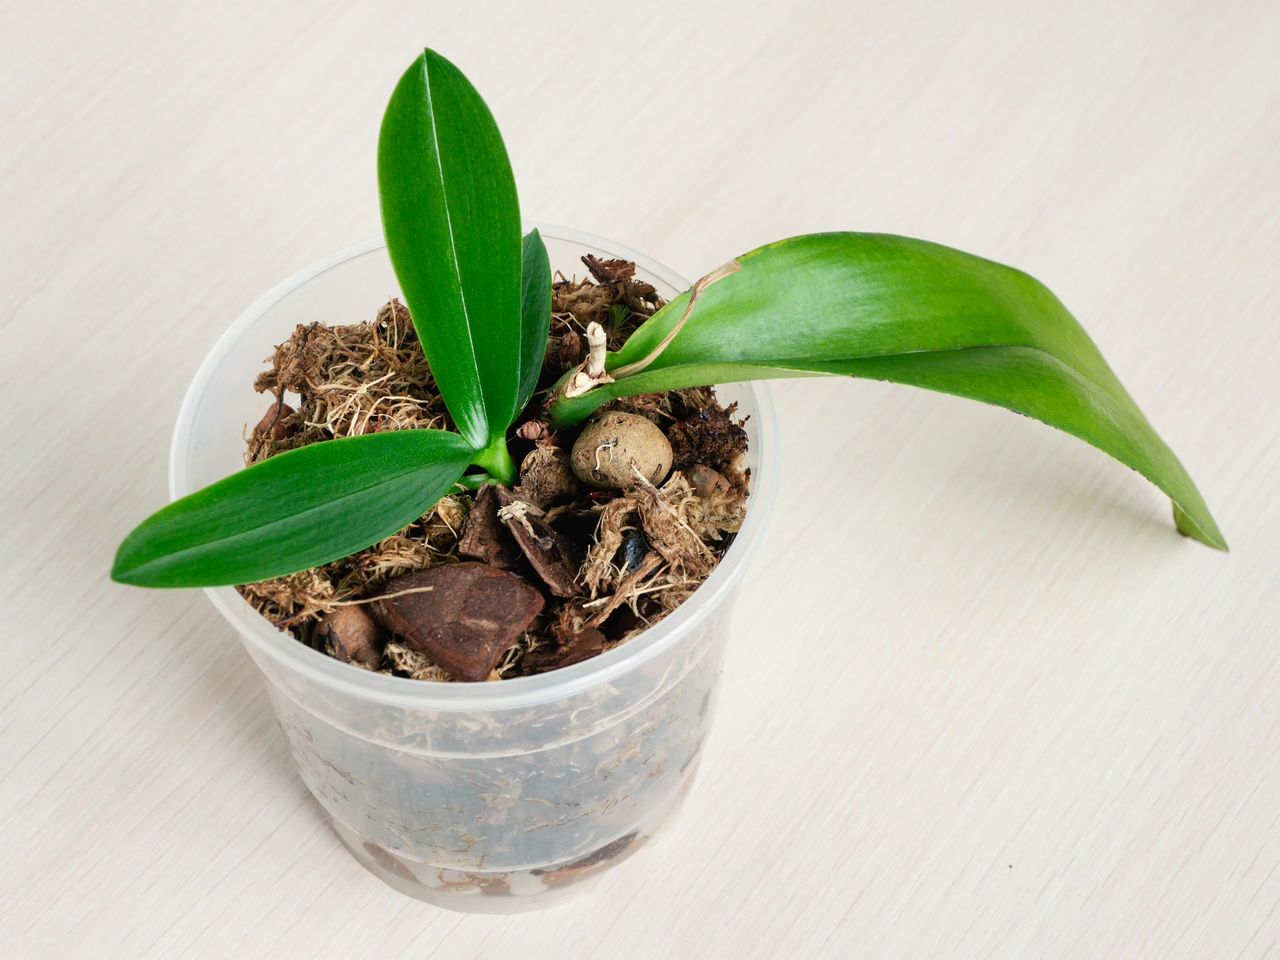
[551, 621, 607, 668]
[457, 485, 521, 568]
[523, 604, 608, 673]
[494, 488, 581, 598]
[317, 605, 383, 668]
[371, 564, 544, 682]
[252, 401, 296, 441]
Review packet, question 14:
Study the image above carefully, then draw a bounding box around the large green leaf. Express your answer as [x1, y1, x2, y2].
[548, 233, 1225, 549]
[518, 228, 552, 413]
[378, 48, 522, 450]
[112, 430, 475, 587]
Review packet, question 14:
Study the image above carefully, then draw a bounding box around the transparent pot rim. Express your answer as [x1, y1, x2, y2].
[170, 223, 779, 712]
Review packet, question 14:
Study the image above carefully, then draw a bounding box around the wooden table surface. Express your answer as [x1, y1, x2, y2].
[4, 1, 1279, 956]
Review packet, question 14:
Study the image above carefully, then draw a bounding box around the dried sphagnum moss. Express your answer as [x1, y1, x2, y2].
[246, 300, 450, 463]
[236, 261, 749, 681]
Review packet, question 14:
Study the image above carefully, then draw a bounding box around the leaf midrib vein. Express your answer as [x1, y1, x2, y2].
[422, 54, 487, 443]
[132, 460, 456, 576]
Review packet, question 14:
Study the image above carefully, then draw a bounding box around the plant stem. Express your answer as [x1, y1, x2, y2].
[547, 368, 615, 429]
[455, 472, 497, 491]
[472, 435, 517, 486]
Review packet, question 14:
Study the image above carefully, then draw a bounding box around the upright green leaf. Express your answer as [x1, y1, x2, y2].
[112, 430, 475, 587]
[518, 228, 552, 412]
[378, 48, 522, 449]
[549, 233, 1225, 549]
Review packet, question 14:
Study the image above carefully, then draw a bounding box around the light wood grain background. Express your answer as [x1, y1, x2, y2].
[3, 1, 1278, 957]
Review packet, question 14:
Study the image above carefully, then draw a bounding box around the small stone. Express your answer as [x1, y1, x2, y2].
[317, 605, 382, 668]
[495, 488, 580, 598]
[570, 412, 673, 490]
[687, 463, 730, 498]
[619, 529, 649, 572]
[457, 486, 520, 568]
[518, 444, 580, 507]
[371, 564, 544, 682]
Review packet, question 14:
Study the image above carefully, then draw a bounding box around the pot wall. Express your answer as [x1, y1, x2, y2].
[170, 228, 777, 911]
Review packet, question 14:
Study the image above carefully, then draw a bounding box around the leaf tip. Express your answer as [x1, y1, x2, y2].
[110, 543, 146, 587]
[1173, 502, 1228, 552]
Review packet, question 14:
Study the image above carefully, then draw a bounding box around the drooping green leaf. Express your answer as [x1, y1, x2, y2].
[548, 233, 1225, 549]
[378, 48, 522, 449]
[518, 228, 552, 413]
[112, 430, 475, 587]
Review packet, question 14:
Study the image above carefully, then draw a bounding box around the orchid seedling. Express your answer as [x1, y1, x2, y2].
[112, 48, 1225, 589]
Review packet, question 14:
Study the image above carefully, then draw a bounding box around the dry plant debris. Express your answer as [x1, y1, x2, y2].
[236, 258, 750, 681]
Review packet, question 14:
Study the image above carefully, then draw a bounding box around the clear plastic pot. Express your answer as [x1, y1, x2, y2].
[170, 225, 778, 912]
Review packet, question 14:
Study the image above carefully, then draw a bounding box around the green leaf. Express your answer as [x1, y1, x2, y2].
[378, 49, 522, 449]
[549, 233, 1225, 550]
[112, 430, 475, 587]
[518, 228, 552, 413]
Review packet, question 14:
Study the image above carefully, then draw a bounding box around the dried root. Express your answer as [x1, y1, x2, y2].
[582, 497, 642, 597]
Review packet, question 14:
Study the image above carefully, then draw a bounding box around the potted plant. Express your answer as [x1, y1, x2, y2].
[112, 49, 1223, 911]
